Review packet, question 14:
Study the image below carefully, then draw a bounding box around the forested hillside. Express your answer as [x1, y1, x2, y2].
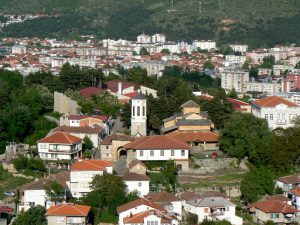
[1, 0, 300, 48]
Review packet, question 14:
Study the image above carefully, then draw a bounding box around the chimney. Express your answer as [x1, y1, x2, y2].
[118, 82, 122, 95]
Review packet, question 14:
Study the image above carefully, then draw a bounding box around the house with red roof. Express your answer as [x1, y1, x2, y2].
[276, 173, 300, 197]
[69, 159, 113, 198]
[38, 132, 83, 161]
[124, 135, 191, 171]
[117, 198, 165, 225]
[251, 96, 300, 129]
[46, 203, 91, 225]
[228, 98, 251, 113]
[248, 199, 298, 224]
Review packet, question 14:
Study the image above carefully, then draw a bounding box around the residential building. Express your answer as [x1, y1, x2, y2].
[100, 133, 134, 161]
[251, 96, 300, 129]
[18, 171, 69, 212]
[276, 173, 300, 197]
[161, 100, 214, 134]
[131, 94, 147, 136]
[290, 187, 300, 210]
[227, 98, 251, 113]
[128, 159, 147, 175]
[137, 34, 152, 44]
[117, 198, 165, 225]
[247, 81, 281, 96]
[229, 44, 248, 53]
[144, 192, 182, 219]
[38, 132, 83, 161]
[287, 74, 300, 90]
[122, 172, 150, 197]
[221, 69, 249, 93]
[46, 203, 91, 225]
[53, 125, 105, 149]
[123, 61, 168, 77]
[123, 210, 178, 225]
[248, 200, 298, 224]
[12, 44, 26, 54]
[151, 34, 166, 43]
[69, 159, 113, 198]
[193, 40, 216, 50]
[124, 135, 191, 171]
[182, 193, 242, 225]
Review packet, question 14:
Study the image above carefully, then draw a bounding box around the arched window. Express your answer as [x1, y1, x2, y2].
[143, 106, 145, 116]
[132, 106, 135, 116]
[137, 106, 140, 116]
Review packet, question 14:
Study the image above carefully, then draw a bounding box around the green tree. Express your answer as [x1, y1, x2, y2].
[249, 66, 259, 79]
[227, 89, 238, 98]
[161, 49, 170, 54]
[45, 180, 66, 204]
[295, 61, 300, 69]
[220, 112, 271, 159]
[220, 45, 234, 55]
[120, 102, 131, 128]
[140, 47, 150, 55]
[13, 205, 46, 225]
[203, 61, 214, 69]
[161, 160, 177, 193]
[240, 166, 274, 203]
[83, 135, 94, 150]
[261, 56, 275, 69]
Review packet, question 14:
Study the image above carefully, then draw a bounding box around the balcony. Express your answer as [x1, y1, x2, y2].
[276, 120, 287, 125]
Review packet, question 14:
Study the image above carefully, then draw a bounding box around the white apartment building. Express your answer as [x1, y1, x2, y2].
[247, 81, 281, 96]
[221, 69, 249, 93]
[193, 40, 216, 50]
[12, 44, 26, 54]
[229, 44, 248, 53]
[38, 132, 83, 161]
[251, 96, 300, 129]
[69, 159, 113, 198]
[137, 34, 152, 44]
[151, 34, 166, 43]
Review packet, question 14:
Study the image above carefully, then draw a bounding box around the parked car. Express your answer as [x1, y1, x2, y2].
[3, 191, 15, 197]
[0, 205, 14, 213]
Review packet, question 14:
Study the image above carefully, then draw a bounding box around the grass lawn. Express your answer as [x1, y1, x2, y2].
[0, 167, 33, 200]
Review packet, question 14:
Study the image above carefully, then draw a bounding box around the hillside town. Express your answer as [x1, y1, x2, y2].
[1, 33, 300, 225]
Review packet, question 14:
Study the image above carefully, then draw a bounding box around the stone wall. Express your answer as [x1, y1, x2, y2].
[53, 92, 80, 116]
[193, 158, 239, 170]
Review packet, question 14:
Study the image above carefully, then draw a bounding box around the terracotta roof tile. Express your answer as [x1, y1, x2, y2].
[71, 159, 113, 171]
[277, 173, 300, 184]
[124, 135, 191, 150]
[101, 134, 134, 145]
[46, 203, 90, 216]
[291, 187, 300, 196]
[128, 159, 147, 169]
[166, 131, 219, 143]
[144, 192, 181, 203]
[53, 125, 103, 134]
[117, 198, 164, 214]
[122, 172, 150, 181]
[68, 115, 109, 121]
[123, 210, 173, 224]
[249, 200, 298, 213]
[252, 96, 298, 108]
[38, 132, 82, 144]
[80, 87, 104, 99]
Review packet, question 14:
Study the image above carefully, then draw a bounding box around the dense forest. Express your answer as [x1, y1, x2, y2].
[1, 0, 300, 48]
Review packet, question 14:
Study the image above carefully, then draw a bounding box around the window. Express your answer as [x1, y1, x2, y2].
[160, 150, 164, 156]
[265, 114, 268, 120]
[73, 173, 77, 178]
[171, 150, 175, 156]
[106, 145, 109, 149]
[277, 113, 280, 120]
[150, 150, 154, 156]
[143, 106, 145, 116]
[137, 106, 140, 116]
[282, 114, 286, 120]
[138, 182, 142, 187]
[29, 202, 35, 207]
[181, 150, 185, 156]
[204, 208, 209, 213]
[271, 213, 279, 219]
[147, 222, 150, 225]
[132, 106, 135, 116]
[270, 114, 273, 120]
[140, 150, 144, 157]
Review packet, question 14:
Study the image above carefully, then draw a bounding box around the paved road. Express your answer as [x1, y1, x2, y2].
[114, 155, 127, 175]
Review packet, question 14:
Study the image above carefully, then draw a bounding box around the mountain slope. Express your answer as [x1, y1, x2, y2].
[1, 0, 300, 48]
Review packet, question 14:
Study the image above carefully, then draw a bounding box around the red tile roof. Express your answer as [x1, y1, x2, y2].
[105, 80, 140, 93]
[46, 203, 91, 216]
[71, 159, 113, 171]
[117, 198, 164, 214]
[122, 172, 150, 181]
[252, 96, 298, 108]
[123, 210, 173, 224]
[38, 132, 82, 144]
[124, 135, 191, 150]
[53, 125, 103, 134]
[277, 173, 300, 184]
[291, 187, 300, 196]
[249, 200, 298, 213]
[68, 115, 109, 121]
[124, 92, 139, 98]
[80, 87, 104, 99]
[166, 131, 219, 143]
[144, 192, 181, 202]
